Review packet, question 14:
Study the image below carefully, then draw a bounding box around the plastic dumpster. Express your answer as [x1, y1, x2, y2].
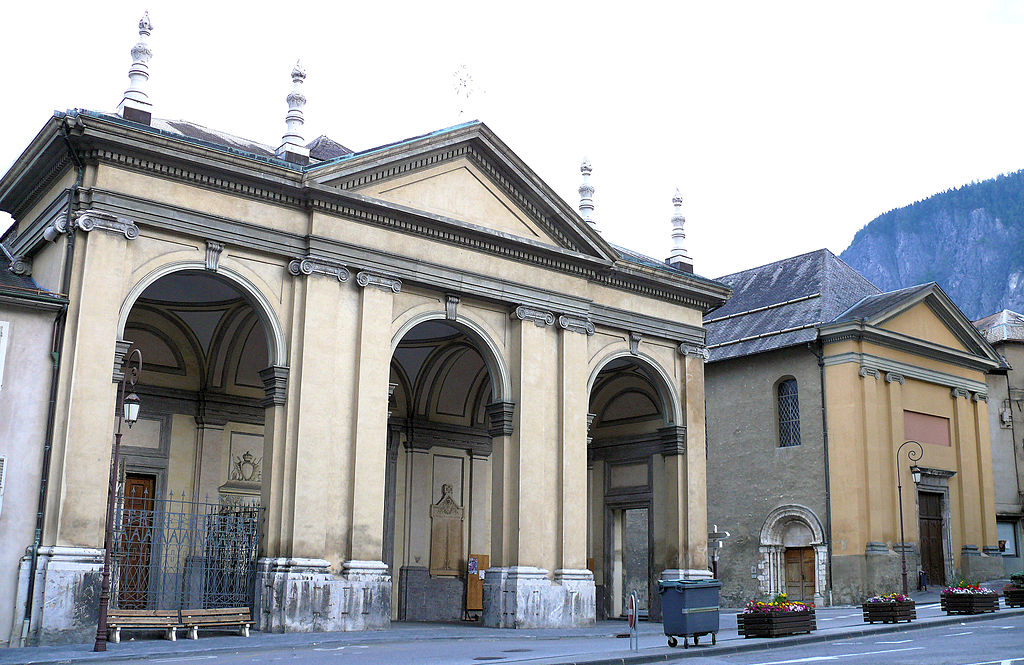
[658, 579, 721, 648]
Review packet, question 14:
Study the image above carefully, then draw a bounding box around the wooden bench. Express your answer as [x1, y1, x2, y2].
[107, 609, 181, 643]
[180, 607, 252, 640]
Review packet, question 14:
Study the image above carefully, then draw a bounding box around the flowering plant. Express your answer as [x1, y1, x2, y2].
[941, 580, 993, 595]
[865, 592, 912, 603]
[743, 592, 814, 614]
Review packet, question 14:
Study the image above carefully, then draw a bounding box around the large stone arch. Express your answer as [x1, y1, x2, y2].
[758, 504, 827, 605]
[117, 260, 287, 368]
[587, 349, 682, 427]
[391, 309, 511, 404]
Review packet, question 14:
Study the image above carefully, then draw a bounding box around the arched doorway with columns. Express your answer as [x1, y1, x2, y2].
[385, 316, 509, 622]
[586, 351, 687, 621]
[758, 505, 827, 606]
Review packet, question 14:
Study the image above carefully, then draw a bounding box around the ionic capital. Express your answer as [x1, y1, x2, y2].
[74, 210, 139, 239]
[288, 255, 350, 282]
[356, 270, 402, 293]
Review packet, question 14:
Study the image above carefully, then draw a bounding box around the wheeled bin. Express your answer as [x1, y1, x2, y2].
[658, 579, 721, 648]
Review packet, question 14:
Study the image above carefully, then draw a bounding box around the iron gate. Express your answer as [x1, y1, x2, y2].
[110, 487, 262, 611]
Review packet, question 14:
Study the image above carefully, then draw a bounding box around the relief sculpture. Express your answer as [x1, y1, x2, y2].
[429, 483, 464, 576]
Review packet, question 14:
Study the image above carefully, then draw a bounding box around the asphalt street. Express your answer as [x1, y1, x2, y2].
[63, 612, 1023, 665]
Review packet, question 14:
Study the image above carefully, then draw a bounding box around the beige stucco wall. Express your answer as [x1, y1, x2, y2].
[0, 302, 59, 646]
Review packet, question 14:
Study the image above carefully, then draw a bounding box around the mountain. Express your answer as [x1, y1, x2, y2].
[840, 170, 1024, 321]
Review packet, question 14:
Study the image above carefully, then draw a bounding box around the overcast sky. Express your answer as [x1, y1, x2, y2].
[2, 1, 1023, 279]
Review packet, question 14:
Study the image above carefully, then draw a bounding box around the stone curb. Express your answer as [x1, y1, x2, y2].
[8, 606, 1022, 665]
[558, 606, 1024, 665]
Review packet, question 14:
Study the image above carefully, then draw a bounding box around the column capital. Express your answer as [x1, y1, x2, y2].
[678, 343, 709, 360]
[512, 305, 554, 327]
[74, 210, 139, 240]
[951, 387, 971, 399]
[356, 270, 402, 293]
[858, 366, 881, 379]
[885, 372, 905, 385]
[288, 255, 350, 282]
[557, 314, 595, 335]
[658, 425, 687, 456]
[972, 391, 988, 402]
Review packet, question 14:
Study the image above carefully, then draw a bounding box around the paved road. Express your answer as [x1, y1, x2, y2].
[100, 613, 1024, 665]
[663, 614, 1024, 665]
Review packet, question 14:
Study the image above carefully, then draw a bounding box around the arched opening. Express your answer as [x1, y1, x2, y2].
[759, 505, 827, 605]
[385, 319, 502, 622]
[586, 355, 678, 621]
[113, 269, 278, 611]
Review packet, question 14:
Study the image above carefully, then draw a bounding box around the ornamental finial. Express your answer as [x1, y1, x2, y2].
[578, 158, 596, 229]
[277, 59, 310, 165]
[117, 11, 154, 125]
[666, 187, 693, 273]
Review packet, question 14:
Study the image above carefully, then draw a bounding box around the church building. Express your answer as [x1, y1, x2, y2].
[0, 15, 729, 646]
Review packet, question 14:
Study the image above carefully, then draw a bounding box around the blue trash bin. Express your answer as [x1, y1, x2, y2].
[658, 579, 721, 648]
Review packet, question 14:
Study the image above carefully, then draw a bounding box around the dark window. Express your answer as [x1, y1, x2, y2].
[777, 379, 801, 447]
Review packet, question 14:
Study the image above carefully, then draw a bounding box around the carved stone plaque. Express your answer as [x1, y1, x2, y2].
[429, 483, 464, 576]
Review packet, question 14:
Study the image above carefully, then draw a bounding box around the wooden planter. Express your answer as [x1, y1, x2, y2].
[940, 592, 999, 614]
[862, 600, 916, 624]
[737, 609, 816, 638]
[1004, 587, 1024, 608]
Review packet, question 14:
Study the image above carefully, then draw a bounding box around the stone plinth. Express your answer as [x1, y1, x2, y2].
[255, 558, 391, 633]
[481, 567, 595, 628]
[14, 546, 103, 646]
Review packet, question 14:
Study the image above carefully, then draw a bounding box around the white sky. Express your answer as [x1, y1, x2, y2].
[2, 0, 1023, 279]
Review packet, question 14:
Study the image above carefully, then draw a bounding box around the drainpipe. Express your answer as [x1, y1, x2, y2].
[809, 340, 834, 605]
[19, 117, 83, 646]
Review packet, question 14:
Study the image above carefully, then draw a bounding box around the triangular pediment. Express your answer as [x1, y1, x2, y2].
[868, 286, 1002, 363]
[348, 158, 553, 244]
[307, 122, 617, 262]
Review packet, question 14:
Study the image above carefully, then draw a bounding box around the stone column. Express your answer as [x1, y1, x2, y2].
[661, 345, 711, 581]
[35, 213, 138, 644]
[482, 306, 593, 628]
[885, 373, 907, 546]
[554, 315, 595, 623]
[952, 388, 978, 554]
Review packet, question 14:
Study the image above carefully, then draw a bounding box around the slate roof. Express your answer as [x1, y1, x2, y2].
[306, 135, 352, 161]
[0, 243, 64, 302]
[831, 283, 935, 324]
[974, 309, 1024, 343]
[704, 249, 880, 362]
[610, 243, 729, 291]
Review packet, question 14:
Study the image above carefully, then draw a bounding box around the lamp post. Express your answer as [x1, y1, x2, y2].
[895, 440, 923, 596]
[94, 348, 142, 652]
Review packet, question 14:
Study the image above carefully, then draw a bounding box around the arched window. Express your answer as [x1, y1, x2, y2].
[777, 378, 801, 447]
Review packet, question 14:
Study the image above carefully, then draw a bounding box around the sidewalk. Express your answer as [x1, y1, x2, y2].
[2, 582, 1018, 665]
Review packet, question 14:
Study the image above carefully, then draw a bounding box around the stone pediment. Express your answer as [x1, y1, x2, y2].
[307, 122, 618, 262]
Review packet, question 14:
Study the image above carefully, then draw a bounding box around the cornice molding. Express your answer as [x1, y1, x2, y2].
[823, 350, 987, 393]
[820, 321, 999, 373]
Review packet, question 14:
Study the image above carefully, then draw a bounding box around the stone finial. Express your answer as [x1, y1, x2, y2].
[276, 60, 310, 165]
[578, 158, 596, 229]
[666, 187, 693, 273]
[117, 11, 154, 125]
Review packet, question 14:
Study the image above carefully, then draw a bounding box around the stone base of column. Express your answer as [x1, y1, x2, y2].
[659, 568, 713, 581]
[12, 546, 103, 646]
[255, 558, 391, 633]
[960, 545, 1004, 583]
[481, 566, 595, 628]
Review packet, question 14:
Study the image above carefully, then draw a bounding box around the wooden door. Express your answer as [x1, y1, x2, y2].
[784, 547, 815, 602]
[120, 473, 155, 608]
[918, 491, 945, 586]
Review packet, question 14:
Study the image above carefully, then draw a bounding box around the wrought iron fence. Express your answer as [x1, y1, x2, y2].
[110, 487, 262, 611]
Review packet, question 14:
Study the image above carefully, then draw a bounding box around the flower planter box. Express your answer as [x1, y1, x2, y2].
[862, 600, 916, 624]
[737, 609, 816, 638]
[940, 592, 999, 614]
[1004, 587, 1024, 608]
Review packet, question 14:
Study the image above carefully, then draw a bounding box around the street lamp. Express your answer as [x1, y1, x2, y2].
[94, 348, 142, 652]
[896, 440, 924, 596]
